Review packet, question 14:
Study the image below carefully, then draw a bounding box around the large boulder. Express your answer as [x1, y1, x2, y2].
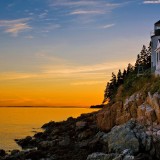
[147, 92, 160, 123]
[96, 102, 122, 131]
[87, 149, 135, 160]
[86, 152, 118, 160]
[145, 105, 157, 123]
[101, 120, 154, 155]
[102, 124, 139, 154]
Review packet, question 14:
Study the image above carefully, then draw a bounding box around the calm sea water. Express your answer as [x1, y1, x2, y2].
[0, 107, 98, 151]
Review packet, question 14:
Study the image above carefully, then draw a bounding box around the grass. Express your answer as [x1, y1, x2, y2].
[115, 71, 160, 102]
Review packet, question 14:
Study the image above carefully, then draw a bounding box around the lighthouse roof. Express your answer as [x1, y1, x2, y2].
[155, 20, 160, 26]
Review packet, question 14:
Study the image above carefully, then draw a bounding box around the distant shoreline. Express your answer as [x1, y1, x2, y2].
[0, 106, 93, 109]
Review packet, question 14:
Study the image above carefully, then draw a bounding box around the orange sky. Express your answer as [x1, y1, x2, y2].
[1, 0, 157, 107]
[0, 60, 132, 107]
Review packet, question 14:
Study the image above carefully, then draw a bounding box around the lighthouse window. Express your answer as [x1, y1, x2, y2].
[159, 52, 160, 61]
[155, 26, 160, 30]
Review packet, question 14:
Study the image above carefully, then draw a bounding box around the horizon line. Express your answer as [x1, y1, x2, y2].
[0, 105, 92, 109]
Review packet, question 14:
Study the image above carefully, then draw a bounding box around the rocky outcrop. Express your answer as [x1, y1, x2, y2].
[97, 92, 160, 132]
[96, 102, 121, 131]
[2, 116, 160, 160]
[88, 120, 156, 160]
[2, 92, 160, 160]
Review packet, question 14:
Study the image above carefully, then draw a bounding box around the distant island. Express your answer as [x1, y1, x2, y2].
[90, 104, 105, 108]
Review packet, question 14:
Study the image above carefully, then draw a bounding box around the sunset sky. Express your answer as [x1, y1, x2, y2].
[0, 0, 160, 107]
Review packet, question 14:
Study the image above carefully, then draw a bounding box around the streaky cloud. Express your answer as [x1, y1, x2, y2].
[0, 18, 31, 36]
[70, 10, 106, 15]
[71, 80, 105, 86]
[100, 24, 115, 29]
[143, 0, 160, 4]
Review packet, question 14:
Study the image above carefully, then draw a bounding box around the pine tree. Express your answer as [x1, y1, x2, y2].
[103, 82, 111, 103]
[135, 45, 151, 71]
[127, 63, 134, 75]
[103, 73, 117, 103]
[103, 43, 151, 104]
[122, 69, 127, 79]
[117, 69, 123, 86]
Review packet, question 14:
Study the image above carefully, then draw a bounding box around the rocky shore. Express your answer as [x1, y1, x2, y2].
[1, 92, 160, 160]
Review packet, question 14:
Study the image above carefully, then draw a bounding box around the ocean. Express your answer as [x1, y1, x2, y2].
[0, 107, 99, 151]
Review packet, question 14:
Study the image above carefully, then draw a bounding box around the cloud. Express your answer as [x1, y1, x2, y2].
[143, 0, 160, 3]
[0, 72, 38, 80]
[25, 35, 34, 39]
[0, 59, 130, 81]
[100, 24, 115, 29]
[50, 0, 99, 7]
[71, 80, 105, 86]
[51, 0, 121, 8]
[48, 0, 124, 29]
[42, 61, 129, 75]
[70, 10, 105, 15]
[0, 18, 31, 36]
[38, 12, 48, 19]
[50, 0, 122, 17]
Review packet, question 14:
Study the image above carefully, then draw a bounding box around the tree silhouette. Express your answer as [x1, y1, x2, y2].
[103, 43, 151, 104]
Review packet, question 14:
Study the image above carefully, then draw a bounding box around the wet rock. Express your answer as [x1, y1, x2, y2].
[38, 140, 56, 149]
[87, 152, 118, 160]
[58, 136, 70, 147]
[4, 102, 160, 160]
[134, 153, 152, 160]
[102, 121, 139, 154]
[15, 136, 34, 148]
[34, 132, 44, 138]
[76, 121, 87, 130]
[157, 130, 160, 136]
[11, 149, 20, 155]
[25, 149, 45, 160]
[78, 129, 93, 140]
[42, 121, 56, 129]
[0, 149, 6, 157]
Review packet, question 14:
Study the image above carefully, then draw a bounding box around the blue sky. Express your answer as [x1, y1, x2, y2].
[0, 0, 160, 106]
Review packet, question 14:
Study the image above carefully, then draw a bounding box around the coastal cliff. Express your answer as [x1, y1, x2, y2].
[1, 89, 160, 160]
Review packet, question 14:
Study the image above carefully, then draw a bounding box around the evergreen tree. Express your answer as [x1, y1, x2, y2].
[122, 69, 127, 79]
[103, 82, 111, 103]
[103, 43, 151, 104]
[103, 73, 117, 103]
[127, 63, 134, 75]
[135, 54, 141, 71]
[135, 45, 151, 71]
[110, 72, 117, 86]
[117, 69, 123, 86]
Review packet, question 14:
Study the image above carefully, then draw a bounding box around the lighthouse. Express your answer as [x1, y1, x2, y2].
[151, 20, 160, 75]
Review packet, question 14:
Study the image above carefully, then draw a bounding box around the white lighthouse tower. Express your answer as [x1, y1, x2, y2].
[151, 20, 160, 75]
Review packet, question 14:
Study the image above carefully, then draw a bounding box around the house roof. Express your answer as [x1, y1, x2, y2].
[155, 20, 160, 26]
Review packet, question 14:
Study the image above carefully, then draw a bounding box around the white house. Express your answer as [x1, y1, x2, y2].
[155, 40, 160, 75]
[151, 20, 160, 75]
